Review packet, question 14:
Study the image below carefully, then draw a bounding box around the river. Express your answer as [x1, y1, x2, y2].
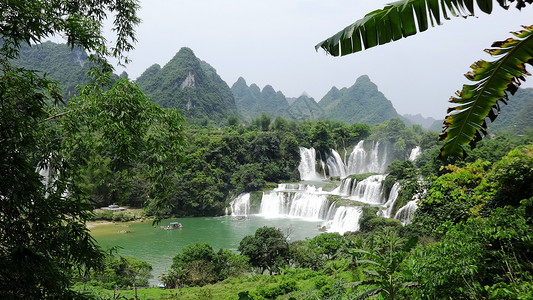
[90, 215, 323, 285]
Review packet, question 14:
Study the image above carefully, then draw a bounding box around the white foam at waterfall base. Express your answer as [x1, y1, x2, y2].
[229, 193, 250, 216]
[323, 206, 363, 234]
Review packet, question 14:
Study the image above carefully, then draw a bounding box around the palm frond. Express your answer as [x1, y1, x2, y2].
[439, 25, 533, 157]
[315, 0, 520, 56]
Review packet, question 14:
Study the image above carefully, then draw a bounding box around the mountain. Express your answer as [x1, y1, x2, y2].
[402, 114, 437, 129]
[231, 77, 290, 122]
[286, 94, 325, 121]
[13, 41, 93, 98]
[486, 87, 533, 134]
[407, 88, 533, 133]
[318, 75, 399, 125]
[136, 47, 237, 124]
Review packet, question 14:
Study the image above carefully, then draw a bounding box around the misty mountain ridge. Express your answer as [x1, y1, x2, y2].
[231, 77, 290, 122]
[13, 42, 533, 132]
[317, 75, 399, 125]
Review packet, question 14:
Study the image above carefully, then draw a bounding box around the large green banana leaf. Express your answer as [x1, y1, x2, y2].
[316, 0, 525, 56]
[439, 26, 533, 157]
[316, 0, 533, 157]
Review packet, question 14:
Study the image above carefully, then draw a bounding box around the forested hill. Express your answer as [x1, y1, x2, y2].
[232, 75, 399, 125]
[402, 87, 533, 133]
[318, 75, 399, 125]
[287, 94, 325, 121]
[486, 87, 533, 134]
[135, 47, 237, 124]
[231, 77, 290, 122]
[12, 41, 95, 98]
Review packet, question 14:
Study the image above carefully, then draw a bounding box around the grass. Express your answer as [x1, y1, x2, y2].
[74, 268, 359, 299]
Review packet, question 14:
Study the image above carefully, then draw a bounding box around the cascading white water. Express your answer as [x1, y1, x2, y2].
[409, 146, 421, 161]
[326, 149, 347, 178]
[323, 205, 363, 234]
[261, 141, 420, 234]
[230, 193, 251, 216]
[394, 200, 418, 225]
[259, 188, 330, 220]
[379, 182, 401, 218]
[346, 140, 391, 174]
[275, 183, 307, 191]
[338, 177, 354, 196]
[349, 175, 387, 204]
[298, 147, 322, 181]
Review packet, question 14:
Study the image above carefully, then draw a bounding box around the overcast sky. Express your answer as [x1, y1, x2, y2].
[111, 1, 533, 119]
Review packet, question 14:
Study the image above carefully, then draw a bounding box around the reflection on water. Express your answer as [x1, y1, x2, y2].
[90, 215, 323, 285]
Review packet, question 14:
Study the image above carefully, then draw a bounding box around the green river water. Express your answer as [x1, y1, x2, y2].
[90, 215, 323, 285]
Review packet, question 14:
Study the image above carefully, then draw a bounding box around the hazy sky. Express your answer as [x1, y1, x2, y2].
[111, 1, 533, 119]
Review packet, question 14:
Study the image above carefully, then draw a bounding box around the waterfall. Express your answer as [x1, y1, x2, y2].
[338, 177, 354, 196]
[229, 193, 250, 216]
[256, 184, 364, 233]
[323, 205, 363, 234]
[346, 140, 391, 174]
[379, 182, 401, 218]
[259, 188, 330, 220]
[298, 147, 322, 181]
[349, 175, 387, 204]
[409, 146, 421, 161]
[254, 141, 420, 234]
[326, 149, 347, 178]
[275, 183, 307, 191]
[394, 200, 418, 225]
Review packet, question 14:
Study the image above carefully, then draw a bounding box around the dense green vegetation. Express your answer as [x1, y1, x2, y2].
[3, 1, 533, 299]
[0, 0, 157, 298]
[77, 144, 533, 299]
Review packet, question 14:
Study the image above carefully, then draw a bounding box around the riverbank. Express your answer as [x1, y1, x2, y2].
[88, 207, 149, 227]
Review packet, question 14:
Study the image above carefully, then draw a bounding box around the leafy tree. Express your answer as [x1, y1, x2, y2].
[408, 198, 533, 299]
[166, 243, 249, 287]
[0, 0, 140, 298]
[309, 232, 345, 260]
[272, 115, 289, 131]
[486, 145, 533, 208]
[258, 113, 272, 131]
[87, 255, 152, 289]
[227, 115, 241, 127]
[170, 242, 217, 287]
[411, 160, 493, 237]
[289, 240, 327, 271]
[238, 227, 290, 275]
[310, 120, 333, 154]
[213, 249, 250, 281]
[316, 0, 533, 157]
[350, 229, 418, 300]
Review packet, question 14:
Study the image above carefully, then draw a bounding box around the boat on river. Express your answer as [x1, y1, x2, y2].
[163, 222, 183, 230]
